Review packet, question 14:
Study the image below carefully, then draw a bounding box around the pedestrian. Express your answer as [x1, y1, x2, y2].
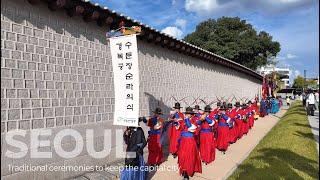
[168, 102, 184, 158]
[197, 105, 216, 165]
[247, 101, 255, 129]
[315, 90, 319, 110]
[228, 102, 239, 143]
[143, 107, 164, 166]
[177, 107, 202, 179]
[215, 104, 231, 153]
[286, 96, 290, 107]
[241, 103, 249, 135]
[306, 90, 316, 116]
[302, 92, 307, 107]
[121, 118, 147, 180]
[193, 105, 203, 147]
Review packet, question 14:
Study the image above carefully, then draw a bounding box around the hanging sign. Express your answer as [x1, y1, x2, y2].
[109, 34, 139, 127]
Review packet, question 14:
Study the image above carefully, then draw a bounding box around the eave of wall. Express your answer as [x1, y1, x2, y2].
[26, 0, 263, 82]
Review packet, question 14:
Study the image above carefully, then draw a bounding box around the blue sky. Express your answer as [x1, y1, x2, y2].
[93, 0, 319, 81]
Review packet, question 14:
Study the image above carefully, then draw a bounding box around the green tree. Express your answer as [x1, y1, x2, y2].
[292, 76, 318, 89]
[183, 17, 281, 70]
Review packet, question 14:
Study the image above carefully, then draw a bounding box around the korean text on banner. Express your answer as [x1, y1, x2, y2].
[109, 34, 139, 127]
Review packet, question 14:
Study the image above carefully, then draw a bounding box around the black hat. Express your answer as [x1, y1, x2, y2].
[235, 102, 241, 107]
[185, 106, 196, 114]
[222, 102, 227, 106]
[220, 105, 227, 110]
[173, 102, 182, 109]
[138, 117, 146, 123]
[153, 107, 163, 115]
[194, 105, 201, 110]
[241, 103, 247, 108]
[228, 103, 233, 108]
[204, 105, 212, 112]
[217, 101, 221, 107]
[247, 101, 252, 104]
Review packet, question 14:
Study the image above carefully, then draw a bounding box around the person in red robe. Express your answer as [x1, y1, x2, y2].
[247, 101, 255, 129]
[227, 103, 238, 144]
[215, 104, 231, 154]
[168, 102, 184, 158]
[197, 105, 216, 165]
[241, 103, 250, 135]
[193, 105, 203, 147]
[177, 107, 202, 179]
[210, 102, 221, 140]
[233, 102, 244, 139]
[144, 107, 164, 166]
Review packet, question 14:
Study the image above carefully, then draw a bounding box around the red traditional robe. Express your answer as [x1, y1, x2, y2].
[233, 108, 244, 139]
[227, 108, 238, 143]
[209, 108, 220, 143]
[197, 113, 216, 164]
[241, 108, 250, 135]
[146, 116, 164, 165]
[177, 116, 202, 177]
[215, 113, 231, 151]
[247, 105, 255, 129]
[168, 112, 184, 155]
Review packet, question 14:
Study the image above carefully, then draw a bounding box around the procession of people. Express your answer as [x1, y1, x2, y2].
[121, 95, 281, 180]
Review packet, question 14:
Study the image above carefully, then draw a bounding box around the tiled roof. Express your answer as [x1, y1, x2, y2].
[29, 0, 263, 81]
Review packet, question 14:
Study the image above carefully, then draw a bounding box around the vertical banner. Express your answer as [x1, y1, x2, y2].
[110, 34, 139, 127]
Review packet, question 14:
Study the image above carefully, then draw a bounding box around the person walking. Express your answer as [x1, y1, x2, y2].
[177, 107, 202, 179]
[306, 90, 316, 116]
[168, 102, 184, 158]
[197, 105, 216, 165]
[286, 96, 291, 107]
[143, 107, 164, 166]
[315, 90, 319, 110]
[121, 118, 147, 180]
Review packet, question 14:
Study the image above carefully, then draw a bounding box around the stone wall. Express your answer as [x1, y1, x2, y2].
[1, 0, 261, 179]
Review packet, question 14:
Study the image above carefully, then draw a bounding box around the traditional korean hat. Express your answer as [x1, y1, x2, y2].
[241, 103, 247, 108]
[235, 102, 241, 107]
[247, 100, 252, 104]
[220, 105, 228, 110]
[184, 106, 197, 114]
[216, 101, 221, 107]
[204, 105, 212, 112]
[227, 103, 233, 108]
[153, 107, 163, 115]
[194, 105, 202, 110]
[173, 102, 182, 109]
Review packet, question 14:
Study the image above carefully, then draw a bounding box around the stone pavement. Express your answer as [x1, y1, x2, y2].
[72, 107, 287, 180]
[307, 110, 319, 154]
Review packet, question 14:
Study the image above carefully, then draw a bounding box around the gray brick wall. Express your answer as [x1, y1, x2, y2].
[1, 0, 261, 179]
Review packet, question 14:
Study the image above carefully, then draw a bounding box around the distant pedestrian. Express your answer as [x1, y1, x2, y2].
[315, 90, 319, 110]
[306, 90, 316, 116]
[302, 92, 307, 107]
[286, 96, 290, 106]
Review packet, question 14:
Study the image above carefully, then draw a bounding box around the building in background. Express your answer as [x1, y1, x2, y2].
[257, 64, 291, 88]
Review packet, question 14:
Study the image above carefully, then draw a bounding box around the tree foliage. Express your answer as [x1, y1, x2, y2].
[184, 17, 281, 70]
[292, 76, 318, 89]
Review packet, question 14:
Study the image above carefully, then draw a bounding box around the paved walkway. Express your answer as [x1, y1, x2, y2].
[148, 108, 287, 180]
[307, 110, 319, 154]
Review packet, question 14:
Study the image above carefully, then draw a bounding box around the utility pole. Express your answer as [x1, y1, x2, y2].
[304, 70, 307, 91]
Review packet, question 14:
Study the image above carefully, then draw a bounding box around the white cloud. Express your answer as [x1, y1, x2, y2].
[286, 53, 297, 59]
[161, 26, 183, 39]
[294, 70, 301, 77]
[184, 0, 315, 16]
[175, 18, 187, 30]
